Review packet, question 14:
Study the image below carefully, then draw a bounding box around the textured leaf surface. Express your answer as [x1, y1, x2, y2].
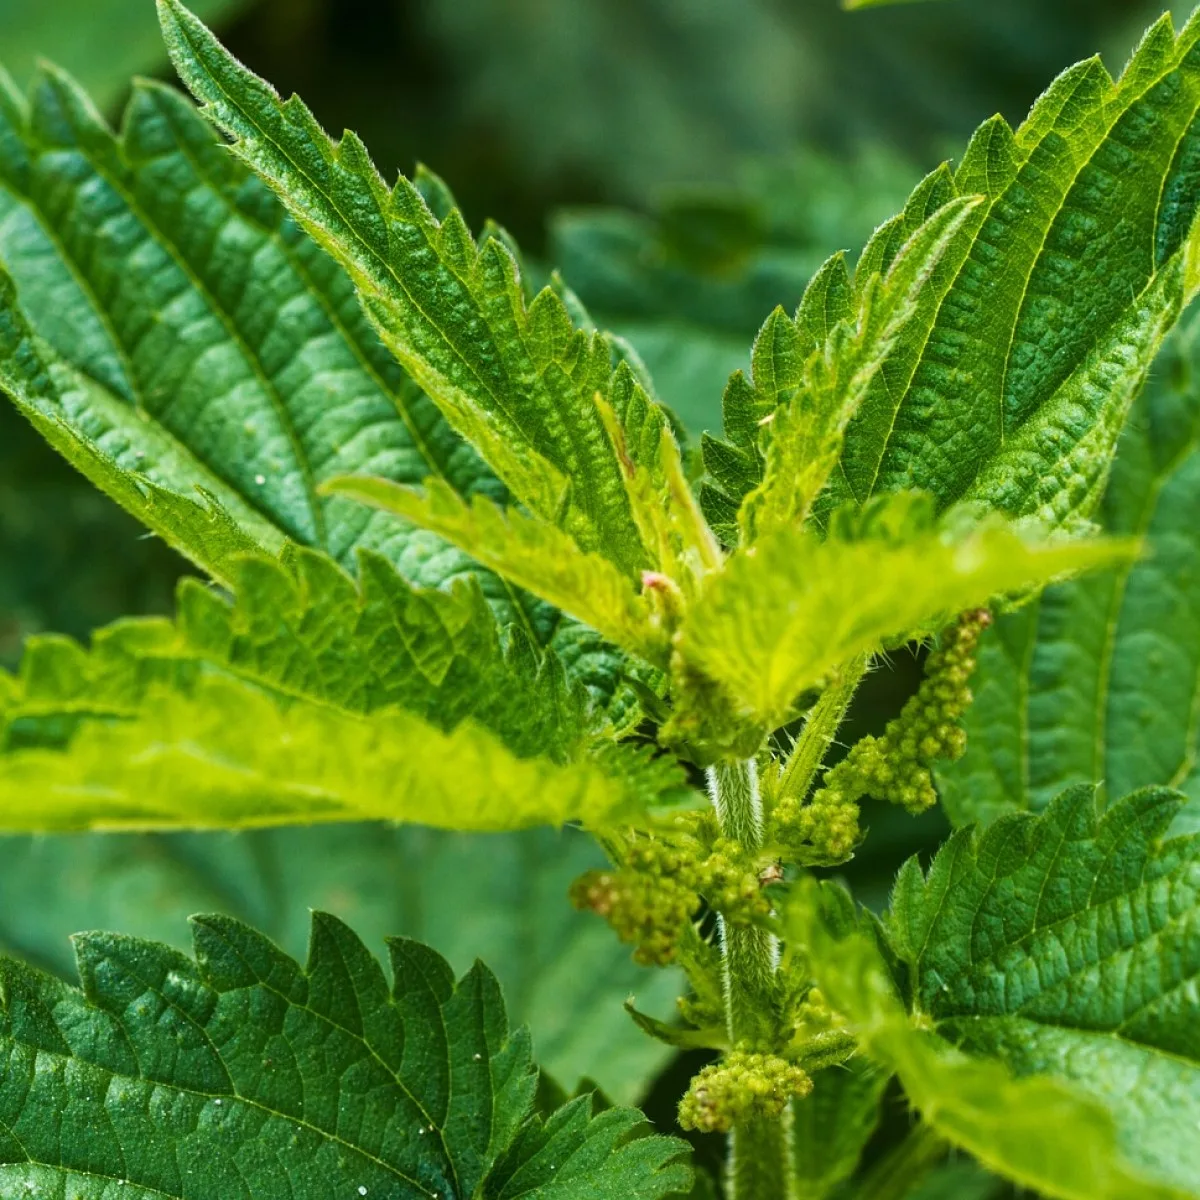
[326, 477, 669, 666]
[789, 860, 1191, 1200]
[0, 66, 466, 577]
[0, 824, 681, 1104]
[675, 503, 1132, 734]
[0, 913, 692, 1197]
[160, 0, 684, 583]
[0, 555, 688, 833]
[939, 310, 1200, 828]
[884, 785, 1200, 1197]
[731, 196, 979, 545]
[711, 11, 1200, 533]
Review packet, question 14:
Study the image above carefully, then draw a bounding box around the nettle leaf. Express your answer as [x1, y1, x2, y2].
[0, 823, 683, 1104]
[788, 827, 1194, 1200]
[0, 913, 693, 1198]
[159, 0, 686, 585]
[706, 194, 979, 545]
[710, 11, 1200, 535]
[939, 309, 1200, 828]
[0, 64, 479, 581]
[0, 552, 688, 833]
[884, 785, 1200, 1198]
[673, 499, 1133, 736]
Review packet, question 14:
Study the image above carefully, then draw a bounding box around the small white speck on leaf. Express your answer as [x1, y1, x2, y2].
[255, 474, 266, 485]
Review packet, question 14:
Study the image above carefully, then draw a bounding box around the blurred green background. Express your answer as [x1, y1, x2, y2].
[0, 0, 1191, 1166]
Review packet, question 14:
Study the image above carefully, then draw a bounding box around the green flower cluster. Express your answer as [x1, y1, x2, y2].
[678, 1050, 813, 1133]
[771, 608, 991, 860]
[570, 829, 777, 966]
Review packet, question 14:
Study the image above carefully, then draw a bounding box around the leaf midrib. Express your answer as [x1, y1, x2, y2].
[924, 850, 1199, 1052]
[2, 130, 324, 549]
[48, 936, 463, 1192]
[50, 117, 330, 547]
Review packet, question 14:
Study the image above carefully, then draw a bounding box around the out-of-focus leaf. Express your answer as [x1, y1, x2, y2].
[551, 150, 917, 432]
[0, 0, 249, 109]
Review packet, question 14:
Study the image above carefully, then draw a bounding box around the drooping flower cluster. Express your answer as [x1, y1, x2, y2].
[569, 825, 779, 966]
[771, 608, 991, 860]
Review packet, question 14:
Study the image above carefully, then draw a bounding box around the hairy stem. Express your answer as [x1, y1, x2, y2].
[778, 653, 869, 803]
[707, 758, 793, 1200]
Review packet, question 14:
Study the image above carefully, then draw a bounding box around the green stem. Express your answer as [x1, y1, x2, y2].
[778, 653, 869, 804]
[707, 759, 793, 1200]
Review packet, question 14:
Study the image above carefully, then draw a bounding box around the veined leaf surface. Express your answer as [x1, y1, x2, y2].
[939, 309, 1200, 828]
[0, 823, 682, 1104]
[675, 503, 1133, 736]
[0, 555, 689, 833]
[0, 914, 693, 1197]
[789, 786, 1200, 1200]
[0, 62, 637, 710]
[159, 0, 682, 581]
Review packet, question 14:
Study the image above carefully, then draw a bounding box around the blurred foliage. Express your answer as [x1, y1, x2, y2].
[1, 0, 1196, 1164]
[552, 147, 916, 431]
[0, 0, 248, 107]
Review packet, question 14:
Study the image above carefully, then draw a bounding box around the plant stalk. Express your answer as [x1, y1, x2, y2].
[778, 653, 869, 804]
[707, 758, 794, 1200]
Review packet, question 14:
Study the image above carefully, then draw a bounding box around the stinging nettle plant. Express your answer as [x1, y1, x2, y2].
[1, 2, 1200, 1197]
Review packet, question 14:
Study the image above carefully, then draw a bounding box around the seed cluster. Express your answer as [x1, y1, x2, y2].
[771, 609, 991, 860]
[678, 1051, 813, 1133]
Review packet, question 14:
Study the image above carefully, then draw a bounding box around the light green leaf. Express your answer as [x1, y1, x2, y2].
[159, 0, 682, 582]
[675, 500, 1134, 735]
[325, 476, 671, 666]
[938, 308, 1200, 828]
[8, 546, 599, 758]
[713, 11, 1200, 533]
[883, 785, 1200, 1198]
[0, 913, 693, 1197]
[0, 823, 682, 1104]
[0, 560, 689, 833]
[790, 1059, 889, 1199]
[788, 837, 1194, 1200]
